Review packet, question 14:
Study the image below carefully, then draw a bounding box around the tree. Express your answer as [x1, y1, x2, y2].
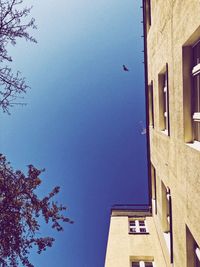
[0, 0, 37, 114]
[0, 154, 73, 267]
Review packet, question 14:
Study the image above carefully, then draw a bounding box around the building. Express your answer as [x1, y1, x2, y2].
[104, 1, 200, 267]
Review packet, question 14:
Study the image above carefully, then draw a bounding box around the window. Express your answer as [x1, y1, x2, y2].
[129, 219, 148, 234]
[183, 32, 200, 147]
[132, 261, 154, 267]
[145, 0, 151, 33]
[192, 40, 200, 141]
[129, 221, 136, 233]
[158, 64, 170, 135]
[148, 81, 154, 128]
[186, 226, 200, 267]
[161, 183, 173, 263]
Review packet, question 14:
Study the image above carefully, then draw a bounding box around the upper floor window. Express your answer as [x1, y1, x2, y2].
[129, 219, 148, 234]
[192, 41, 200, 142]
[132, 261, 154, 267]
[148, 81, 154, 128]
[158, 64, 170, 136]
[145, 0, 151, 33]
[183, 33, 200, 148]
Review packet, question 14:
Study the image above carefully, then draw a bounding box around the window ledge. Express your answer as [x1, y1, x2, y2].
[129, 232, 149, 235]
[192, 63, 200, 76]
[163, 232, 171, 254]
[161, 129, 169, 136]
[187, 141, 200, 151]
[193, 112, 200, 121]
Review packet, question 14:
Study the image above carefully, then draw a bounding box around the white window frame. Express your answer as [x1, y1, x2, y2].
[195, 247, 200, 261]
[192, 63, 200, 75]
[165, 190, 170, 232]
[163, 74, 169, 134]
[129, 219, 148, 234]
[159, 70, 169, 136]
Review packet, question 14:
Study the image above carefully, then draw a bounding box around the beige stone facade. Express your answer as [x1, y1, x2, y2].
[105, 207, 170, 267]
[105, 1, 200, 267]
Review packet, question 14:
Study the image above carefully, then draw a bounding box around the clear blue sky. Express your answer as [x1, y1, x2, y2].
[0, 1, 148, 266]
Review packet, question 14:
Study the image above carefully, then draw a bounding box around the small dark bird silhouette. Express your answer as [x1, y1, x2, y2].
[123, 65, 129, 71]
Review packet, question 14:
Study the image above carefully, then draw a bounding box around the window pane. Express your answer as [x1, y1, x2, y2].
[130, 228, 136, 233]
[193, 74, 200, 113]
[130, 221, 136, 226]
[139, 220, 145, 226]
[145, 262, 153, 267]
[140, 228, 147, 233]
[132, 263, 140, 267]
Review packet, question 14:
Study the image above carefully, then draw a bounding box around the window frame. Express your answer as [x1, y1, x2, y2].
[192, 41, 200, 142]
[148, 81, 154, 128]
[161, 183, 173, 263]
[129, 219, 148, 234]
[183, 32, 200, 148]
[158, 64, 170, 136]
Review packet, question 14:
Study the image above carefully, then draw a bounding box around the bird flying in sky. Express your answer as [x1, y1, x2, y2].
[123, 64, 129, 71]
